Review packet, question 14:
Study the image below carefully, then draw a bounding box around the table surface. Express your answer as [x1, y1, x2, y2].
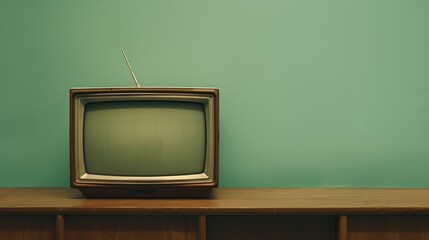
[1, 188, 429, 214]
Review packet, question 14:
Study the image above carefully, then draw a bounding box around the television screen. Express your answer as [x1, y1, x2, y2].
[70, 88, 219, 198]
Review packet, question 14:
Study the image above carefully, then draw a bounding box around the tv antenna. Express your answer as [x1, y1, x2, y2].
[121, 48, 141, 88]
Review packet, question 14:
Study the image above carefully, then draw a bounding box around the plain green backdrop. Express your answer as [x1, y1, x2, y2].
[1, 0, 428, 188]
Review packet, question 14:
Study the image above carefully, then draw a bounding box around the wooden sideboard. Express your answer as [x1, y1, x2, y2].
[2, 188, 429, 240]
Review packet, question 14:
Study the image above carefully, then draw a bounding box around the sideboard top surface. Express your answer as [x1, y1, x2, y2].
[1, 188, 429, 215]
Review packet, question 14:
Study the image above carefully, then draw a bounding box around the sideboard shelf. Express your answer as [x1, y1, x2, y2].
[1, 188, 429, 240]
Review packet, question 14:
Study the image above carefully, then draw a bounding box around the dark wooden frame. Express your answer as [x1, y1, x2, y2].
[2, 188, 429, 240]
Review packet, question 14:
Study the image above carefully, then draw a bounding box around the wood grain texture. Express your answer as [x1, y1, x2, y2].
[207, 215, 336, 240]
[56, 215, 64, 240]
[348, 215, 429, 240]
[0, 215, 55, 240]
[64, 215, 197, 240]
[198, 215, 206, 240]
[2, 188, 429, 214]
[2, 188, 429, 240]
[338, 215, 348, 240]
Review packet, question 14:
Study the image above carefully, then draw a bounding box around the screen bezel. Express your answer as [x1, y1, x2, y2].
[70, 88, 219, 188]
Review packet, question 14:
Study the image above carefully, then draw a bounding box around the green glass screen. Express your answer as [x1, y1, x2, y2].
[83, 101, 206, 176]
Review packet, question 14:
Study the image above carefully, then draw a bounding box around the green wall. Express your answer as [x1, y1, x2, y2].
[1, 0, 429, 188]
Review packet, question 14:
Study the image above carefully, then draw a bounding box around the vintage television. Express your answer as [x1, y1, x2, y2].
[70, 87, 219, 198]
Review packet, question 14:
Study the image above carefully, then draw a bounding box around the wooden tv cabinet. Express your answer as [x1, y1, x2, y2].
[2, 188, 429, 240]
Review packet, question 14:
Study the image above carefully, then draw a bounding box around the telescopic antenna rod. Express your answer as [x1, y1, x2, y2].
[121, 48, 141, 88]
